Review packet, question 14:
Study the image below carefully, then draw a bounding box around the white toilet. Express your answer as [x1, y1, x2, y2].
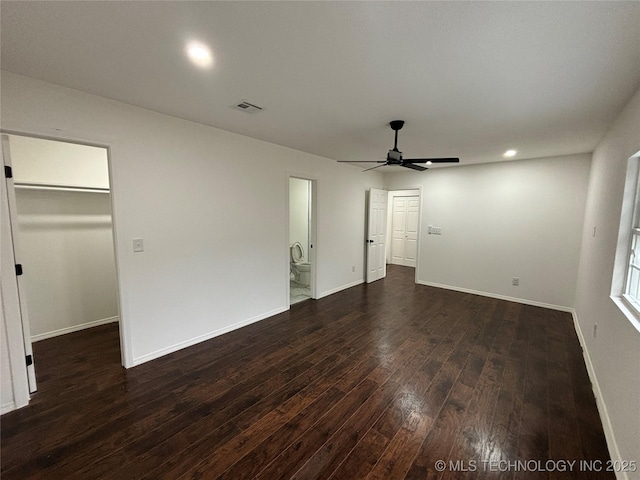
[290, 242, 311, 285]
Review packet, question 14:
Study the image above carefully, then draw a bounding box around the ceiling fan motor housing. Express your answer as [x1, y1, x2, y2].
[387, 149, 403, 162]
[390, 120, 405, 131]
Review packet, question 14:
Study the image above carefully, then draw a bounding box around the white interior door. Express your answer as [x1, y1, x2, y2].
[405, 197, 419, 266]
[391, 197, 407, 265]
[1, 134, 37, 393]
[366, 188, 388, 283]
[391, 195, 419, 267]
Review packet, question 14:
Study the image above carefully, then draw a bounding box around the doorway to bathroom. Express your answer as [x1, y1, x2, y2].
[288, 176, 316, 305]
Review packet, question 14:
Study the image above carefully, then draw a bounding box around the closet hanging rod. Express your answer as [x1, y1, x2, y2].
[14, 182, 110, 194]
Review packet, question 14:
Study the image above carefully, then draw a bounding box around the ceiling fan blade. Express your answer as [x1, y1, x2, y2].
[337, 160, 386, 163]
[363, 164, 387, 172]
[402, 163, 428, 172]
[403, 158, 460, 163]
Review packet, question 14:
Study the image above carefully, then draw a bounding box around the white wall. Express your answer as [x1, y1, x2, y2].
[9, 134, 109, 189]
[0, 71, 383, 366]
[384, 154, 591, 309]
[289, 177, 309, 262]
[574, 88, 640, 473]
[14, 188, 119, 340]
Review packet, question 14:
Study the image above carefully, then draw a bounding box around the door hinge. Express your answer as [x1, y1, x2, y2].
[15, 264, 23, 276]
[25, 355, 33, 366]
[4, 165, 12, 178]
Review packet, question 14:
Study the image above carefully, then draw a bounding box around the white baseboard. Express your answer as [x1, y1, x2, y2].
[416, 280, 573, 312]
[570, 310, 628, 480]
[1, 401, 16, 415]
[131, 306, 289, 366]
[317, 279, 364, 300]
[31, 316, 120, 342]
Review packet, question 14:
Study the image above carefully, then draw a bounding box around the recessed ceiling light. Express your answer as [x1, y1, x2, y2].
[426, 161, 433, 165]
[503, 149, 517, 158]
[186, 41, 213, 68]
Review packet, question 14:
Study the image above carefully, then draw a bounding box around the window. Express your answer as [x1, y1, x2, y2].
[624, 223, 640, 311]
[614, 151, 640, 332]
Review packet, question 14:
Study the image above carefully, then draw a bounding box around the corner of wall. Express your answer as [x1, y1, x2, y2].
[569, 309, 628, 480]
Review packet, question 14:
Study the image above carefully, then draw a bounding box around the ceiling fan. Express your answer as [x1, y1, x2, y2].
[339, 120, 460, 171]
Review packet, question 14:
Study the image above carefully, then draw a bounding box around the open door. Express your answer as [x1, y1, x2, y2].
[366, 188, 388, 283]
[1, 134, 37, 393]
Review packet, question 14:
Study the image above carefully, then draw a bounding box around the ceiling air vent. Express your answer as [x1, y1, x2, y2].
[232, 100, 263, 114]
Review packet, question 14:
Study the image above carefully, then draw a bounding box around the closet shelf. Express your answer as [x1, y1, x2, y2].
[14, 182, 110, 194]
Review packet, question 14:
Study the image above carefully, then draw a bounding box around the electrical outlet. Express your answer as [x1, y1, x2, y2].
[133, 238, 144, 253]
[512, 277, 520, 286]
[352, 266, 355, 273]
[593, 323, 597, 338]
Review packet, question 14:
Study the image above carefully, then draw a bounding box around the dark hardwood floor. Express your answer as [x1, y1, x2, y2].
[1, 265, 614, 479]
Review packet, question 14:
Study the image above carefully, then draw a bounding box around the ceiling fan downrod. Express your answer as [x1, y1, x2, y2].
[390, 120, 404, 151]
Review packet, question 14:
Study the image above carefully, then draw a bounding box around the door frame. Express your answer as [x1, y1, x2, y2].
[0, 125, 131, 375]
[286, 173, 318, 307]
[1, 136, 31, 410]
[386, 187, 423, 283]
[2, 134, 37, 393]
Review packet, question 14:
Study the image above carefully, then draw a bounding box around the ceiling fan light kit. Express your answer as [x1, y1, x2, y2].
[338, 121, 460, 172]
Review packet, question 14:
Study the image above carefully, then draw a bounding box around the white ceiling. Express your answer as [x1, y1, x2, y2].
[2, 1, 639, 170]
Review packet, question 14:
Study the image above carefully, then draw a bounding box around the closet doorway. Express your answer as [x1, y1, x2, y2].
[4, 134, 122, 384]
[288, 176, 317, 305]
